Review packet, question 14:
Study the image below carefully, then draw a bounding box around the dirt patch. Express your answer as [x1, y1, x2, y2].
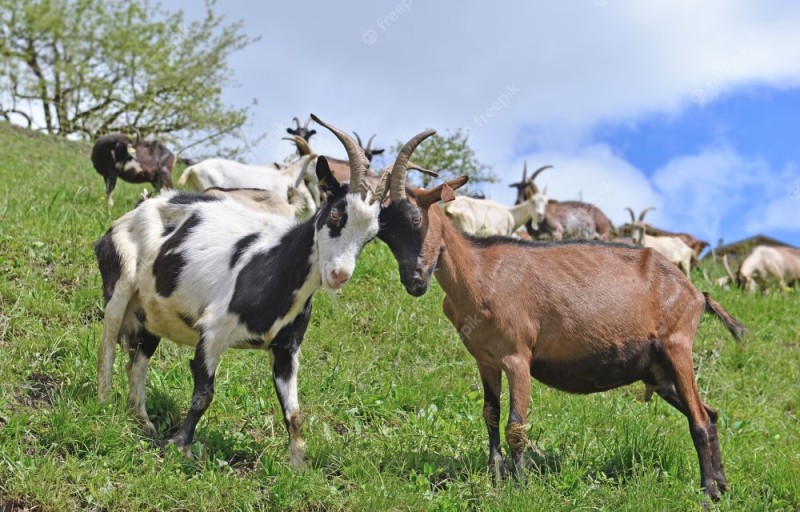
[0, 495, 40, 511]
[16, 373, 60, 408]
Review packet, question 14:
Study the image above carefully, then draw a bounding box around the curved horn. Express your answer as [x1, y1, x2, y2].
[311, 114, 370, 198]
[722, 254, 735, 281]
[522, 161, 528, 182]
[529, 164, 553, 182]
[369, 168, 393, 205]
[282, 136, 314, 156]
[625, 207, 636, 224]
[352, 131, 364, 148]
[292, 117, 301, 129]
[303, 117, 312, 129]
[406, 161, 438, 177]
[639, 206, 656, 222]
[390, 129, 437, 202]
[366, 134, 377, 152]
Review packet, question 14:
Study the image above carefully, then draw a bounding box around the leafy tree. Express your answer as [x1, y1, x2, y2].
[390, 129, 496, 194]
[0, 0, 259, 156]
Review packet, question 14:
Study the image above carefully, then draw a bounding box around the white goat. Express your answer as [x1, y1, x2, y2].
[443, 193, 548, 237]
[628, 207, 693, 278]
[734, 245, 800, 292]
[178, 157, 314, 216]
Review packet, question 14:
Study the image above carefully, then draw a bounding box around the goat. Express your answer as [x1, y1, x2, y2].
[94, 116, 432, 465]
[509, 162, 614, 240]
[91, 133, 176, 208]
[376, 175, 745, 501]
[177, 157, 311, 216]
[723, 245, 800, 292]
[442, 193, 548, 237]
[628, 208, 693, 278]
[286, 116, 317, 154]
[202, 187, 299, 218]
[619, 223, 709, 265]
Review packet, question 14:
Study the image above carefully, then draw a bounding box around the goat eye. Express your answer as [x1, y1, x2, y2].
[412, 214, 422, 227]
[329, 210, 340, 223]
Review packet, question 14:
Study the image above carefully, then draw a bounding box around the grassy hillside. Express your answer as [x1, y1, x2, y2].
[0, 121, 798, 511]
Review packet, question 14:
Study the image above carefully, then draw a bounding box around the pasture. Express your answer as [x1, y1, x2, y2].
[0, 121, 798, 510]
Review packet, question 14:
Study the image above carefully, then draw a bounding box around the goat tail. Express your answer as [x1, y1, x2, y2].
[703, 293, 746, 341]
[177, 165, 194, 186]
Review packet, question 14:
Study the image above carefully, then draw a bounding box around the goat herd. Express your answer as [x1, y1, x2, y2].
[91, 115, 768, 502]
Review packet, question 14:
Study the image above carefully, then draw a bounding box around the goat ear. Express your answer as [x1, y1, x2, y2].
[440, 183, 456, 203]
[372, 148, 385, 155]
[316, 156, 342, 198]
[286, 128, 295, 135]
[308, 129, 316, 136]
[416, 176, 469, 208]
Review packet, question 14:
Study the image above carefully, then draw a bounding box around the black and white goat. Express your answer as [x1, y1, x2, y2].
[95, 116, 433, 465]
[91, 133, 176, 208]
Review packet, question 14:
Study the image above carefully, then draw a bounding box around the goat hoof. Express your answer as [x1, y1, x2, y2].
[166, 436, 194, 459]
[703, 484, 722, 502]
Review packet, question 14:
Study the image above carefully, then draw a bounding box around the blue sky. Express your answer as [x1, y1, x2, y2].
[168, 2, 800, 247]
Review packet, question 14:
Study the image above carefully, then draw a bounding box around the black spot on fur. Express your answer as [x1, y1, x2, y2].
[230, 233, 259, 268]
[228, 218, 315, 335]
[94, 228, 122, 305]
[132, 330, 161, 358]
[168, 193, 222, 205]
[179, 313, 197, 330]
[153, 213, 201, 297]
[316, 203, 348, 238]
[271, 298, 312, 384]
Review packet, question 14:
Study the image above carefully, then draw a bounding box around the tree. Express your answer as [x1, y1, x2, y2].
[390, 129, 497, 195]
[0, 0, 260, 156]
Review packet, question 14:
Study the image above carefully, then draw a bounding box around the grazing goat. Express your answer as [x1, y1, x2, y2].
[442, 193, 548, 237]
[177, 157, 311, 215]
[376, 175, 745, 501]
[94, 116, 432, 465]
[722, 245, 800, 292]
[91, 133, 176, 207]
[628, 208, 693, 278]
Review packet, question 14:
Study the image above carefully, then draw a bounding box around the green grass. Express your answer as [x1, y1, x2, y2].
[0, 121, 798, 511]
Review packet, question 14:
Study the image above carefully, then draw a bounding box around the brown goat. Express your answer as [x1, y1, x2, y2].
[376, 176, 745, 501]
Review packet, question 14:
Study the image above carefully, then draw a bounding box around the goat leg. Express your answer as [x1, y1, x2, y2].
[504, 357, 532, 483]
[270, 299, 312, 469]
[168, 336, 219, 458]
[478, 364, 505, 482]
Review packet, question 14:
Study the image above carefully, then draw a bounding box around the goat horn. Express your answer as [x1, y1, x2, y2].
[369, 168, 393, 205]
[282, 135, 313, 156]
[292, 117, 301, 129]
[529, 164, 553, 182]
[311, 114, 370, 199]
[367, 134, 377, 152]
[389, 129, 436, 202]
[625, 207, 636, 224]
[303, 117, 312, 129]
[352, 131, 364, 148]
[722, 254, 735, 280]
[406, 161, 438, 177]
[522, 161, 528, 182]
[639, 207, 656, 222]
